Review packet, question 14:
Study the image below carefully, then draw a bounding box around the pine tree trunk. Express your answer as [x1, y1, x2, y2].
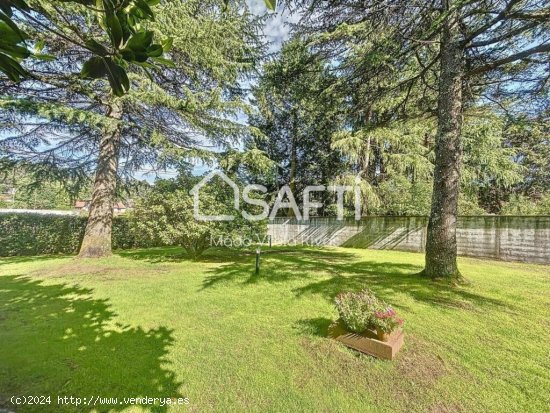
[289, 135, 297, 193]
[78, 101, 123, 258]
[424, 4, 464, 280]
[288, 113, 298, 218]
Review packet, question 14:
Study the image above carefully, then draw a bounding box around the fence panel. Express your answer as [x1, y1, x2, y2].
[268, 216, 550, 264]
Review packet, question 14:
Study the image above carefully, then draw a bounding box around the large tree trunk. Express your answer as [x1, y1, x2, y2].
[78, 101, 123, 258]
[424, 3, 464, 280]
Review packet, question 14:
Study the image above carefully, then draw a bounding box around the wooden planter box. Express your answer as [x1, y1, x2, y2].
[328, 320, 404, 360]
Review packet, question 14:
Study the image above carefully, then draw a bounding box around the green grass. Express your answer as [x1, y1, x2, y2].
[1, 246, 549, 413]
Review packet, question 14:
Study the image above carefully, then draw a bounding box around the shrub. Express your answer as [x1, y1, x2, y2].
[501, 193, 550, 215]
[0, 213, 86, 256]
[132, 176, 267, 259]
[0, 213, 162, 256]
[334, 289, 380, 333]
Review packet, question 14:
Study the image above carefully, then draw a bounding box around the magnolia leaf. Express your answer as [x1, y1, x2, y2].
[116, 10, 132, 43]
[146, 44, 163, 57]
[0, 52, 28, 81]
[34, 39, 45, 53]
[84, 39, 109, 56]
[126, 30, 154, 52]
[133, 51, 149, 62]
[103, 57, 130, 96]
[0, 0, 30, 17]
[120, 48, 135, 61]
[105, 13, 123, 48]
[81, 56, 107, 79]
[0, 42, 30, 59]
[161, 37, 173, 52]
[0, 12, 27, 42]
[133, 0, 154, 20]
[264, 0, 277, 11]
[34, 53, 56, 61]
[152, 56, 175, 68]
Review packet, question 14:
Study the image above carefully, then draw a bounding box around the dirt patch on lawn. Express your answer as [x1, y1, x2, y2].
[424, 295, 476, 311]
[298, 336, 399, 410]
[299, 332, 461, 412]
[391, 336, 467, 412]
[396, 336, 448, 385]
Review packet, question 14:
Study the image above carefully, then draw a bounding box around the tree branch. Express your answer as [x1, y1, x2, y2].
[467, 21, 539, 48]
[462, 0, 522, 44]
[507, 9, 550, 21]
[468, 42, 550, 75]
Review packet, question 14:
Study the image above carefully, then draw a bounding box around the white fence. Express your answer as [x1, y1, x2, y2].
[0, 209, 78, 216]
[268, 216, 550, 264]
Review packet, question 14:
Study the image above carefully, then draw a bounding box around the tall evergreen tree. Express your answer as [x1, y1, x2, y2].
[293, 0, 549, 280]
[0, 0, 266, 257]
[249, 40, 346, 214]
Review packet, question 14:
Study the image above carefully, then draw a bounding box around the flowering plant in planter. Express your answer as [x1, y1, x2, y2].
[332, 289, 406, 358]
[372, 306, 404, 341]
[334, 289, 380, 333]
[335, 289, 405, 336]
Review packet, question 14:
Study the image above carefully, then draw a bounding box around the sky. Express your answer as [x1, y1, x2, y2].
[135, 1, 297, 182]
[248, 0, 298, 52]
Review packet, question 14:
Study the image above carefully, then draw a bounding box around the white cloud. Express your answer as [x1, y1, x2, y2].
[247, 0, 300, 52]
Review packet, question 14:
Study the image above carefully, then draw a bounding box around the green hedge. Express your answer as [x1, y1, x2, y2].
[0, 213, 163, 256]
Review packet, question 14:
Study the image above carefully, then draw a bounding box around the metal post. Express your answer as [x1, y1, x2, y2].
[255, 248, 261, 275]
[269, 235, 272, 248]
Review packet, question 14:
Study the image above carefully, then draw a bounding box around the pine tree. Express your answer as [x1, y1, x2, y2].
[293, 0, 549, 280]
[0, 0, 265, 257]
[249, 40, 346, 214]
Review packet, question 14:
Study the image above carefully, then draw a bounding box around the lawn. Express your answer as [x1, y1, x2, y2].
[0, 246, 549, 413]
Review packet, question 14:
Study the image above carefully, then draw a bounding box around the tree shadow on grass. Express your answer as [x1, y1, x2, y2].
[0, 275, 183, 413]
[116, 247, 186, 263]
[200, 248, 358, 290]
[293, 317, 334, 337]
[292, 258, 511, 311]
[0, 254, 66, 267]
[201, 248, 512, 311]
[117, 246, 249, 264]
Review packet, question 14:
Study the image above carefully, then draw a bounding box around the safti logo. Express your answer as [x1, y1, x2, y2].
[190, 170, 362, 222]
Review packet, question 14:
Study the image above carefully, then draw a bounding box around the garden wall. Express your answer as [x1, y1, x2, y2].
[268, 216, 550, 264]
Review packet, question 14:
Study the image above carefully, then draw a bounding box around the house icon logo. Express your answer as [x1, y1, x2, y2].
[190, 170, 240, 221]
[190, 170, 362, 222]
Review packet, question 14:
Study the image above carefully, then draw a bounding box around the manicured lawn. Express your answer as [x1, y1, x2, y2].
[1, 247, 549, 413]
